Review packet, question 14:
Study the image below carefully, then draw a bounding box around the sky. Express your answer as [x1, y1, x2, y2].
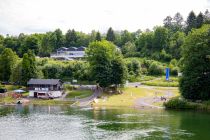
[0, 0, 209, 35]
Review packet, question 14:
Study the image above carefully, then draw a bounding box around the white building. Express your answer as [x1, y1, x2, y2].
[51, 46, 86, 60]
[27, 79, 63, 98]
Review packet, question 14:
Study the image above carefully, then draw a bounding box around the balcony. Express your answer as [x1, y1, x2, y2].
[34, 88, 49, 91]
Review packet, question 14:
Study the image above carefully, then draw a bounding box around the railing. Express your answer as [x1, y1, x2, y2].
[51, 53, 85, 58]
[29, 88, 60, 91]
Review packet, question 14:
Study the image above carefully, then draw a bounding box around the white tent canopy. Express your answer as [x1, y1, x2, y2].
[13, 89, 25, 93]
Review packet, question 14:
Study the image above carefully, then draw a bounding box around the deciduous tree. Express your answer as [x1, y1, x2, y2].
[196, 12, 204, 28]
[21, 50, 37, 85]
[106, 27, 115, 42]
[95, 32, 102, 41]
[180, 25, 210, 100]
[86, 40, 127, 88]
[186, 11, 197, 33]
[0, 48, 18, 81]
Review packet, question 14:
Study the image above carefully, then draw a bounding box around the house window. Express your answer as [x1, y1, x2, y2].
[38, 93, 46, 96]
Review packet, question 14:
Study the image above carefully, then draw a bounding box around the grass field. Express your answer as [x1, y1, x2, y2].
[0, 96, 74, 105]
[164, 97, 210, 111]
[30, 99, 73, 105]
[66, 90, 93, 99]
[93, 86, 179, 107]
[0, 88, 92, 105]
[0, 96, 16, 104]
[136, 75, 158, 82]
[142, 76, 179, 87]
[0, 84, 25, 91]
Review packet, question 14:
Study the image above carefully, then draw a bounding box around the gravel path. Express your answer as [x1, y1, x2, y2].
[134, 87, 175, 109]
[72, 88, 102, 107]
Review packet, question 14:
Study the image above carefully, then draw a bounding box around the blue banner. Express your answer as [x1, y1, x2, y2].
[166, 68, 170, 81]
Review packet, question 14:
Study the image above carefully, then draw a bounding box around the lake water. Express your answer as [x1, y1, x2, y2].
[0, 105, 210, 140]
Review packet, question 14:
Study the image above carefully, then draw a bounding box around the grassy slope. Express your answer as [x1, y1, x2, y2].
[142, 76, 179, 87]
[0, 96, 16, 104]
[66, 90, 93, 99]
[164, 97, 210, 111]
[0, 85, 25, 91]
[30, 99, 73, 105]
[0, 96, 73, 105]
[93, 86, 179, 107]
[0, 89, 92, 105]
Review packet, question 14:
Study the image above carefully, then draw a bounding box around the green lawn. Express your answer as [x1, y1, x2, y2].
[0, 96, 16, 104]
[30, 99, 73, 105]
[0, 84, 25, 91]
[22, 92, 29, 97]
[93, 87, 153, 107]
[0, 96, 73, 105]
[164, 97, 210, 111]
[93, 86, 180, 107]
[66, 90, 93, 99]
[142, 76, 179, 87]
[136, 75, 158, 82]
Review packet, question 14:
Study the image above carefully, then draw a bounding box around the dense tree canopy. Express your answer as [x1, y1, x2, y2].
[86, 40, 127, 87]
[169, 31, 185, 59]
[21, 50, 38, 85]
[0, 48, 18, 81]
[153, 26, 169, 51]
[0, 9, 208, 94]
[65, 29, 78, 47]
[0, 9, 207, 63]
[0, 35, 5, 53]
[180, 24, 210, 100]
[106, 27, 116, 42]
[111, 55, 128, 86]
[95, 32, 102, 41]
[121, 41, 136, 57]
[186, 11, 199, 34]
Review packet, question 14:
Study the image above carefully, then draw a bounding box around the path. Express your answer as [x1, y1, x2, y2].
[135, 97, 164, 109]
[134, 86, 175, 109]
[71, 88, 102, 107]
[126, 77, 161, 87]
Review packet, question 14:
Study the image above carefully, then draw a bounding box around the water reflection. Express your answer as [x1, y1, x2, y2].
[0, 105, 15, 116]
[0, 105, 210, 140]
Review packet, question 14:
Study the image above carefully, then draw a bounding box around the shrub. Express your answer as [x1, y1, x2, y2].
[170, 67, 179, 76]
[160, 49, 172, 62]
[151, 52, 160, 60]
[142, 81, 178, 87]
[42, 64, 63, 79]
[180, 25, 210, 100]
[126, 59, 141, 76]
[148, 62, 164, 76]
[169, 59, 179, 76]
[128, 74, 137, 82]
[142, 58, 152, 69]
[164, 97, 196, 109]
[64, 84, 74, 91]
[170, 59, 178, 66]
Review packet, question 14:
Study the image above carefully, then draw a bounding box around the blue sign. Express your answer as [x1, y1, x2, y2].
[166, 68, 170, 81]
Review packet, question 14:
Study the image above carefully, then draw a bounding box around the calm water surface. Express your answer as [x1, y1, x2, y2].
[0, 105, 210, 140]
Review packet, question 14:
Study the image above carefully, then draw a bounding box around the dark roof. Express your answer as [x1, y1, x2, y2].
[67, 47, 77, 51]
[27, 79, 61, 85]
[56, 46, 86, 52]
[77, 46, 86, 51]
[57, 47, 68, 51]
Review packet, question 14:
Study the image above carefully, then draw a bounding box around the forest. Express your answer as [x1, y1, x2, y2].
[0, 10, 209, 58]
[0, 10, 209, 100]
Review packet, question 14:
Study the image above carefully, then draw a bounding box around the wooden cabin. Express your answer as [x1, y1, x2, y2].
[27, 79, 63, 98]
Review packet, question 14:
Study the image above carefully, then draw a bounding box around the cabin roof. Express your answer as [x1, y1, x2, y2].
[27, 79, 61, 85]
[56, 46, 86, 52]
[77, 46, 86, 51]
[57, 47, 68, 51]
[67, 47, 77, 51]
